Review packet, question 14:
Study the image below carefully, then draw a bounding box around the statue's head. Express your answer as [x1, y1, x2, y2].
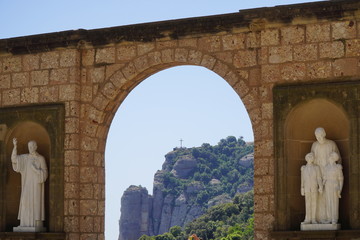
[305, 152, 314, 163]
[315, 127, 326, 144]
[28, 140, 37, 154]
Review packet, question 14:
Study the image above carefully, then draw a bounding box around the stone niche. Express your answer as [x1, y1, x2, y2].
[0, 104, 64, 233]
[273, 81, 360, 232]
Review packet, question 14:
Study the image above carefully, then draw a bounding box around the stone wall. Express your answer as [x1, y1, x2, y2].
[0, 1, 360, 239]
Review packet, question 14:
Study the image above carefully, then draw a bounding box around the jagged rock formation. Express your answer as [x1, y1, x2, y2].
[118, 186, 152, 240]
[119, 138, 254, 240]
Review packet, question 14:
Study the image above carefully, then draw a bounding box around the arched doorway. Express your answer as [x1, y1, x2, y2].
[105, 65, 253, 239]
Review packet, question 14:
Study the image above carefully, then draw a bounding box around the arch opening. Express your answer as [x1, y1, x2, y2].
[105, 65, 254, 239]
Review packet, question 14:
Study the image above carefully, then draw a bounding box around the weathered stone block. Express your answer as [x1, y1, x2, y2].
[12, 72, 29, 88]
[261, 64, 280, 83]
[23, 54, 40, 71]
[161, 49, 174, 63]
[60, 49, 78, 67]
[2, 56, 22, 73]
[198, 36, 221, 52]
[80, 167, 98, 183]
[39, 86, 59, 102]
[80, 200, 97, 215]
[81, 136, 99, 152]
[249, 68, 261, 87]
[293, 44, 317, 61]
[65, 150, 80, 166]
[213, 61, 229, 78]
[246, 32, 260, 48]
[178, 38, 198, 48]
[222, 34, 246, 50]
[67, 199, 79, 215]
[81, 85, 93, 102]
[21, 87, 39, 103]
[187, 50, 203, 65]
[306, 23, 330, 42]
[261, 29, 279, 46]
[0, 74, 10, 88]
[156, 40, 177, 49]
[41, 52, 59, 69]
[82, 49, 95, 66]
[281, 26, 305, 45]
[117, 45, 137, 61]
[201, 54, 216, 69]
[59, 84, 80, 101]
[332, 58, 358, 77]
[3, 89, 20, 105]
[50, 68, 69, 83]
[80, 151, 94, 166]
[137, 42, 155, 55]
[64, 183, 79, 199]
[134, 55, 149, 71]
[64, 217, 79, 232]
[215, 52, 233, 64]
[346, 39, 360, 57]
[269, 46, 292, 63]
[234, 49, 257, 67]
[31, 70, 49, 86]
[88, 67, 105, 83]
[254, 157, 269, 176]
[80, 216, 94, 232]
[319, 41, 345, 59]
[147, 52, 162, 66]
[65, 166, 80, 183]
[96, 47, 115, 64]
[65, 133, 80, 150]
[307, 61, 332, 79]
[65, 117, 80, 134]
[281, 63, 306, 81]
[254, 195, 269, 212]
[102, 82, 117, 100]
[332, 20, 356, 40]
[174, 48, 189, 62]
[121, 62, 138, 81]
[254, 175, 274, 194]
[80, 184, 94, 199]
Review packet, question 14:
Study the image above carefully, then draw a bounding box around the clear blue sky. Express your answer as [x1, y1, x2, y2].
[0, 0, 320, 239]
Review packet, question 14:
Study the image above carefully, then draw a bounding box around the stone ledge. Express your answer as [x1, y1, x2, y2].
[0, 232, 65, 240]
[271, 230, 360, 239]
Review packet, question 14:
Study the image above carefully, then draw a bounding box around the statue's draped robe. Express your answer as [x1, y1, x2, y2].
[12, 154, 47, 227]
[323, 164, 343, 223]
[311, 139, 340, 223]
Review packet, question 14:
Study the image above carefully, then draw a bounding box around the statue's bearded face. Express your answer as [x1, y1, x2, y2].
[315, 128, 326, 144]
[28, 141, 37, 154]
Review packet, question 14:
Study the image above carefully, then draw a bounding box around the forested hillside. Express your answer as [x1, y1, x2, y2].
[119, 136, 254, 240]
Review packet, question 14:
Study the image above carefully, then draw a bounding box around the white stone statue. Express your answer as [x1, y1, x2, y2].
[301, 153, 323, 224]
[311, 127, 341, 223]
[323, 152, 343, 224]
[11, 138, 48, 232]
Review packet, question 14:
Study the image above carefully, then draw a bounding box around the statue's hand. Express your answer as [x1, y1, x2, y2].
[301, 188, 305, 196]
[319, 186, 323, 193]
[338, 191, 341, 198]
[13, 138, 17, 147]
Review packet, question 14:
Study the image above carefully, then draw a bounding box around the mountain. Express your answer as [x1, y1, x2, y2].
[119, 136, 254, 240]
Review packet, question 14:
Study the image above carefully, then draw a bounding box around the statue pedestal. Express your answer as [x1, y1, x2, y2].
[13, 226, 46, 232]
[300, 223, 340, 231]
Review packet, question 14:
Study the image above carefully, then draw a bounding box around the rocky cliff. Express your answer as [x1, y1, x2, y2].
[119, 137, 254, 240]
